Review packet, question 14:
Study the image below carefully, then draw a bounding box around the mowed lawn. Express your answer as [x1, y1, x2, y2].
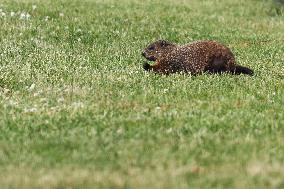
[0, 0, 284, 188]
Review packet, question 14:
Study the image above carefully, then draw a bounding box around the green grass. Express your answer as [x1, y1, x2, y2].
[0, 0, 284, 188]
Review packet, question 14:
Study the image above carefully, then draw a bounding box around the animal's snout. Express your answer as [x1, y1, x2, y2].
[141, 51, 146, 57]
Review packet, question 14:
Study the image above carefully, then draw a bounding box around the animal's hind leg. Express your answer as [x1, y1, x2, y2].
[205, 57, 227, 74]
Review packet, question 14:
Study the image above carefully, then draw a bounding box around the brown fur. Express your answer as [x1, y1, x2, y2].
[142, 40, 253, 75]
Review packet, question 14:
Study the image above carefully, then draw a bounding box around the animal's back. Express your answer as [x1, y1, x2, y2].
[166, 40, 236, 74]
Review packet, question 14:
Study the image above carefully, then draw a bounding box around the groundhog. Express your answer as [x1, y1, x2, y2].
[142, 40, 253, 75]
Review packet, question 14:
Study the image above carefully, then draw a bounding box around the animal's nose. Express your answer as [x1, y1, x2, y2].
[141, 51, 146, 57]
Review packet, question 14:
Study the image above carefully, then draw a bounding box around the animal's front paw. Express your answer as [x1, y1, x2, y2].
[143, 62, 151, 71]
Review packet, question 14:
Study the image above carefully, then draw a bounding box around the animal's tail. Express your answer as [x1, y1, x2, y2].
[232, 65, 254, 76]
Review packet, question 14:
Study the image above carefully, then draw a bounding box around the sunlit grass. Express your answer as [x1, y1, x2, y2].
[0, 0, 284, 188]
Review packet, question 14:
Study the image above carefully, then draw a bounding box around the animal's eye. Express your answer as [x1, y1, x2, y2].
[148, 46, 155, 50]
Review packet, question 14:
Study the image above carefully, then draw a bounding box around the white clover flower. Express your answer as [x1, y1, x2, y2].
[57, 97, 64, 103]
[59, 12, 64, 17]
[26, 13, 31, 19]
[44, 16, 49, 21]
[20, 13, 25, 19]
[24, 107, 38, 113]
[33, 91, 41, 97]
[72, 102, 84, 108]
[19, 12, 26, 19]
[166, 128, 173, 134]
[28, 83, 35, 91]
[19, 12, 31, 20]
[10, 11, 15, 17]
[40, 98, 47, 103]
[1, 12, 6, 17]
[8, 100, 18, 106]
[117, 128, 123, 134]
[50, 107, 57, 111]
[3, 88, 10, 94]
[32, 5, 37, 10]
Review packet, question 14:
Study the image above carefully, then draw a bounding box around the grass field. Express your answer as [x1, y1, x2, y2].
[0, 0, 284, 188]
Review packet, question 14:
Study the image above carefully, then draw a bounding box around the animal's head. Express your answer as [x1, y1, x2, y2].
[142, 40, 175, 61]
